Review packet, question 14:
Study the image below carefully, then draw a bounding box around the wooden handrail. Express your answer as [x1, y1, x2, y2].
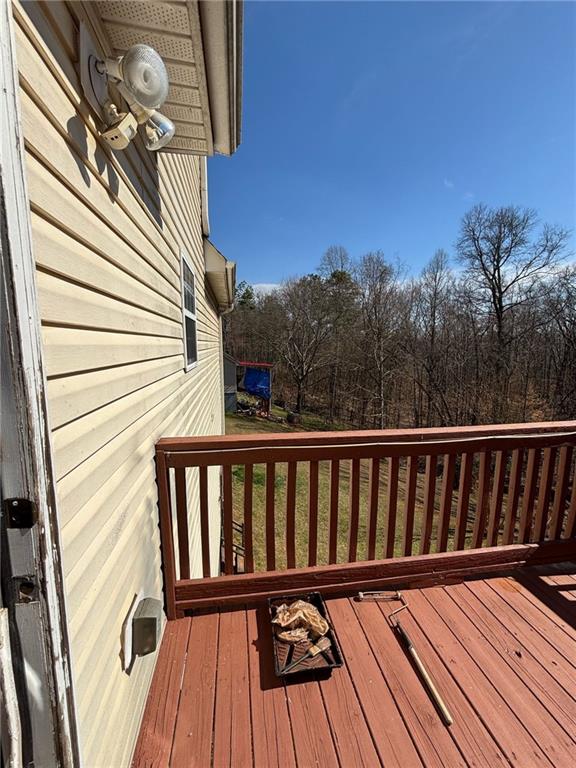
[163, 431, 576, 468]
[155, 421, 576, 619]
[157, 421, 576, 452]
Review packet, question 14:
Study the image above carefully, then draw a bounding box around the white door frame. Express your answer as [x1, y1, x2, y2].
[1, 2, 80, 765]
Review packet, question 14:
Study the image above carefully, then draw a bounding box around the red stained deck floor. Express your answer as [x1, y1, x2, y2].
[132, 563, 576, 767]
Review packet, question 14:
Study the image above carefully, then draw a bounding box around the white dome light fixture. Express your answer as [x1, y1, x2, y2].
[80, 24, 175, 152]
[97, 44, 170, 111]
[144, 111, 176, 152]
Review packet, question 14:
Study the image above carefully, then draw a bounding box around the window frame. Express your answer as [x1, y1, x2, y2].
[181, 249, 198, 372]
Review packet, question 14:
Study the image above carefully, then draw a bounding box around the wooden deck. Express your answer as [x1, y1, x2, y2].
[132, 562, 576, 767]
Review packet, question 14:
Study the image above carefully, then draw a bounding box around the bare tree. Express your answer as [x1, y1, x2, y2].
[355, 252, 404, 428]
[545, 266, 576, 416]
[276, 275, 336, 412]
[456, 204, 570, 420]
[318, 245, 352, 277]
[408, 250, 454, 425]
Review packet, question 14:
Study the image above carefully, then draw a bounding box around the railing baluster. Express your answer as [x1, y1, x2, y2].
[486, 451, 507, 547]
[266, 462, 276, 570]
[564, 462, 576, 538]
[518, 448, 540, 543]
[502, 449, 523, 545]
[402, 456, 418, 556]
[385, 456, 399, 558]
[308, 460, 319, 566]
[472, 451, 491, 548]
[420, 455, 437, 555]
[175, 467, 190, 580]
[223, 465, 234, 575]
[348, 458, 361, 562]
[243, 465, 254, 573]
[437, 453, 456, 553]
[367, 458, 380, 560]
[156, 451, 176, 619]
[533, 447, 557, 541]
[199, 465, 211, 577]
[454, 452, 473, 550]
[286, 462, 297, 568]
[328, 460, 340, 564]
[549, 447, 573, 540]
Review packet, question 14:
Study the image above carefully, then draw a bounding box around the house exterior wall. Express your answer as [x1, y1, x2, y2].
[12, 2, 224, 765]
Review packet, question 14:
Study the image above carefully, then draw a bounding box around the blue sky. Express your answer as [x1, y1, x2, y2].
[207, 0, 576, 288]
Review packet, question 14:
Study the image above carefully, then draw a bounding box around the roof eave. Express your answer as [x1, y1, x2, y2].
[204, 238, 236, 314]
[199, 0, 243, 155]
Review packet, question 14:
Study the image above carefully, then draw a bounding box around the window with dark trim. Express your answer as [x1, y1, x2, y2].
[181, 251, 198, 370]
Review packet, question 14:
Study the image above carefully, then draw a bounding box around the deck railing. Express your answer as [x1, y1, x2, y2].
[156, 422, 576, 617]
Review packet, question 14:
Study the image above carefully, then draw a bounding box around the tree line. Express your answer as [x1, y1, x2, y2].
[224, 204, 575, 428]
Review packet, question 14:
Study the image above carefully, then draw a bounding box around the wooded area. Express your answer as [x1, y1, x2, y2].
[225, 204, 575, 428]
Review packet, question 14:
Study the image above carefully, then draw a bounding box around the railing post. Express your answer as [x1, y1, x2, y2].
[199, 465, 211, 577]
[308, 461, 319, 566]
[420, 455, 437, 555]
[222, 466, 234, 574]
[286, 462, 297, 568]
[265, 463, 276, 570]
[533, 448, 557, 541]
[472, 452, 491, 548]
[348, 458, 361, 562]
[502, 449, 523, 545]
[486, 451, 507, 547]
[437, 453, 456, 553]
[402, 456, 418, 556]
[519, 449, 540, 543]
[549, 447, 573, 540]
[454, 452, 473, 550]
[366, 458, 380, 560]
[385, 457, 399, 558]
[243, 465, 254, 573]
[175, 468, 190, 580]
[156, 449, 177, 620]
[328, 460, 340, 564]
[565, 463, 576, 537]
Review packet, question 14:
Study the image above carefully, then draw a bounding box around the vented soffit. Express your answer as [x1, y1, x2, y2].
[92, 1, 242, 156]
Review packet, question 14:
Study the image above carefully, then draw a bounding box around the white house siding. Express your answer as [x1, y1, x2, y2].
[13, 2, 224, 765]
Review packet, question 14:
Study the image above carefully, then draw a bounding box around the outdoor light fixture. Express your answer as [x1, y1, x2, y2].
[80, 24, 175, 152]
[99, 44, 169, 110]
[143, 110, 176, 151]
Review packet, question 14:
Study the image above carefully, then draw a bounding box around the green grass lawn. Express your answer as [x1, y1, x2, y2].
[225, 410, 477, 571]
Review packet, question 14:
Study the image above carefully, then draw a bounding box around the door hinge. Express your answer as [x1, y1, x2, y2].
[3, 498, 36, 528]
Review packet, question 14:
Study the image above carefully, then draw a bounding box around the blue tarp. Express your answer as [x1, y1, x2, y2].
[243, 366, 271, 400]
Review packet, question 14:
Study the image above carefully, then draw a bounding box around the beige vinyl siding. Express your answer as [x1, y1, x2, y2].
[13, 2, 224, 766]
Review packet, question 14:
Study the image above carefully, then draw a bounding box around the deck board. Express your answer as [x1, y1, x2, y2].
[132, 618, 191, 768]
[284, 677, 339, 768]
[171, 612, 218, 768]
[315, 646, 380, 768]
[132, 563, 576, 767]
[246, 607, 296, 768]
[212, 609, 252, 768]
